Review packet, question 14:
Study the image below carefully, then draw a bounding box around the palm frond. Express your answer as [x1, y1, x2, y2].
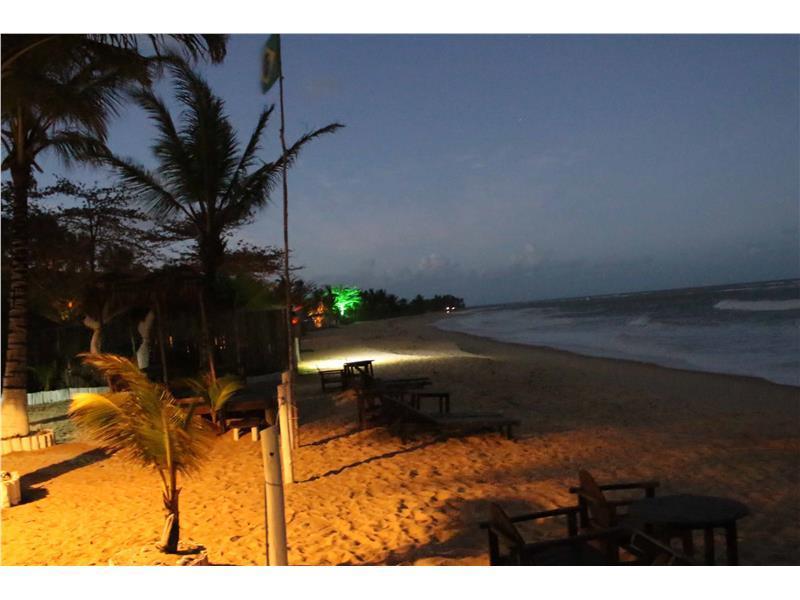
[41, 132, 110, 167]
[99, 151, 195, 222]
[70, 353, 213, 475]
[209, 375, 245, 411]
[169, 61, 239, 206]
[272, 122, 346, 174]
[178, 372, 244, 412]
[219, 122, 345, 225]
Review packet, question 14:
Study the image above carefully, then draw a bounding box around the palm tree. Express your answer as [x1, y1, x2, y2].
[179, 372, 245, 428]
[69, 353, 213, 553]
[102, 61, 342, 377]
[103, 60, 343, 294]
[1, 35, 227, 439]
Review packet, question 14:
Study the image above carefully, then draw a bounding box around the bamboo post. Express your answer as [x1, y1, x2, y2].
[260, 426, 288, 566]
[277, 384, 294, 484]
[282, 371, 299, 448]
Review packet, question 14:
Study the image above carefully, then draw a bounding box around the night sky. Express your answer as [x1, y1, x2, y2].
[37, 35, 800, 305]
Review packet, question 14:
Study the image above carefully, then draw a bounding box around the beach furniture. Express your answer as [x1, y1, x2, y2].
[410, 391, 449, 413]
[481, 503, 694, 566]
[351, 377, 431, 428]
[221, 394, 275, 434]
[480, 503, 623, 565]
[569, 469, 660, 531]
[380, 376, 433, 390]
[627, 494, 749, 565]
[625, 529, 696, 565]
[318, 368, 345, 392]
[378, 393, 519, 439]
[570, 469, 687, 558]
[343, 359, 375, 389]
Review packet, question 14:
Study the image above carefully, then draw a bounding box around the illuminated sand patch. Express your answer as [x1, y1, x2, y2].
[299, 346, 478, 374]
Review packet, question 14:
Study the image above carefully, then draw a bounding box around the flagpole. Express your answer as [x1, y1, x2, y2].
[277, 37, 294, 378]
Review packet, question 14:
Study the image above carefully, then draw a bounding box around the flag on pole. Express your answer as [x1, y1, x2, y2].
[261, 34, 282, 93]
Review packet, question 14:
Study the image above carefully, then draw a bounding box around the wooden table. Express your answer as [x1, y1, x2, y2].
[222, 394, 275, 432]
[343, 360, 374, 388]
[174, 397, 211, 417]
[628, 494, 750, 565]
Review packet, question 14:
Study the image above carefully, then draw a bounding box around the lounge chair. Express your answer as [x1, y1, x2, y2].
[410, 391, 449, 413]
[350, 377, 432, 429]
[381, 377, 433, 391]
[379, 394, 519, 439]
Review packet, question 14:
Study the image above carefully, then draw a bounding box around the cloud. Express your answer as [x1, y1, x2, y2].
[418, 253, 453, 272]
[303, 77, 341, 101]
[511, 242, 543, 268]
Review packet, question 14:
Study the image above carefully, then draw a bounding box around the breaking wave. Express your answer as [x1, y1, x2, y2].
[714, 299, 800, 312]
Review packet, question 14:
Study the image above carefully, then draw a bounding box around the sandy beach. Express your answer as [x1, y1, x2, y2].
[2, 313, 798, 566]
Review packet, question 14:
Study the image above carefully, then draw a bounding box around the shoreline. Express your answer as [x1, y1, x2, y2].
[429, 316, 800, 392]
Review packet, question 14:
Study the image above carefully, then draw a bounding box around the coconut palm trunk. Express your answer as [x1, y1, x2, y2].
[158, 437, 181, 553]
[159, 487, 181, 553]
[1, 157, 32, 438]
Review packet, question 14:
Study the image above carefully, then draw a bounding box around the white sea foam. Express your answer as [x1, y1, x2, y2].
[714, 299, 800, 312]
[435, 305, 800, 387]
[627, 315, 651, 327]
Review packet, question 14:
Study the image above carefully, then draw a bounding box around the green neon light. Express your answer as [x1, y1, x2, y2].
[331, 286, 361, 317]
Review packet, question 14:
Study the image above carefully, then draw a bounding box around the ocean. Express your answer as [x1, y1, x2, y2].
[435, 279, 800, 387]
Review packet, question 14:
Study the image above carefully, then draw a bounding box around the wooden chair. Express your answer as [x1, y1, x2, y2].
[318, 368, 344, 392]
[626, 530, 696, 565]
[481, 503, 625, 565]
[570, 469, 659, 531]
[343, 360, 375, 389]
